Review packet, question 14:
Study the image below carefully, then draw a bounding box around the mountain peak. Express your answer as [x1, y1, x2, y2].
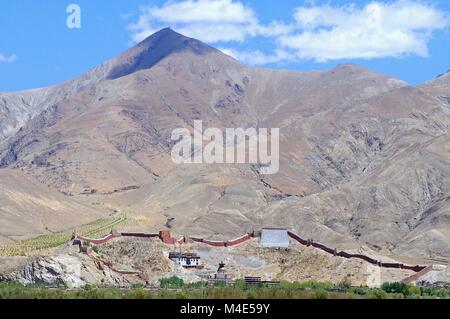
[436, 69, 450, 79]
[107, 28, 216, 80]
[138, 27, 186, 47]
[422, 69, 450, 87]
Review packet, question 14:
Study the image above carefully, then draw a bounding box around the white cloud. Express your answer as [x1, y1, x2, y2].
[0, 53, 16, 63]
[219, 47, 292, 65]
[280, 1, 449, 62]
[147, 0, 256, 24]
[128, 0, 291, 43]
[128, 0, 449, 64]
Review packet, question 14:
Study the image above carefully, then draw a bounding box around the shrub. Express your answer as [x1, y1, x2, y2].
[83, 284, 94, 291]
[213, 280, 227, 288]
[132, 283, 145, 289]
[338, 276, 352, 290]
[366, 289, 388, 299]
[381, 282, 422, 297]
[312, 289, 329, 299]
[233, 279, 247, 290]
[298, 280, 333, 290]
[205, 287, 246, 299]
[280, 280, 294, 289]
[128, 288, 149, 299]
[159, 276, 184, 289]
[351, 286, 370, 295]
[176, 291, 191, 299]
[186, 280, 207, 289]
[381, 282, 407, 295]
[406, 285, 421, 297]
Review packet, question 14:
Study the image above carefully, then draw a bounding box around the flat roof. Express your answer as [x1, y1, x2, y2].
[260, 228, 289, 248]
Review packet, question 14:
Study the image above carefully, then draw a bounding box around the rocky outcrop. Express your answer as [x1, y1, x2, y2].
[6, 253, 127, 288]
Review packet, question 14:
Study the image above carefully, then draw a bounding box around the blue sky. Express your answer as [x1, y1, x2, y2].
[1, 0, 449, 92]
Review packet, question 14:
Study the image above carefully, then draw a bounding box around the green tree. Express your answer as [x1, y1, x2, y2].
[159, 276, 184, 289]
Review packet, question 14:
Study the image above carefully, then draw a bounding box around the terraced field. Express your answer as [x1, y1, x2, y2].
[0, 216, 128, 256]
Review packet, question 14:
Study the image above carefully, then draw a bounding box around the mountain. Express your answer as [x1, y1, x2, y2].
[0, 29, 448, 261]
[0, 169, 106, 242]
[420, 70, 450, 104]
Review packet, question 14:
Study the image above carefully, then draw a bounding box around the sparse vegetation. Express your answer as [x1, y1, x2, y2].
[1, 279, 449, 299]
[159, 276, 184, 289]
[338, 276, 352, 290]
[381, 282, 433, 298]
[0, 216, 127, 257]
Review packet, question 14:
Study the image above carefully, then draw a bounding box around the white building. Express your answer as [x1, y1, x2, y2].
[169, 252, 201, 267]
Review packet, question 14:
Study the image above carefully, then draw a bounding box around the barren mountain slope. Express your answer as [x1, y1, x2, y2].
[0, 28, 448, 260]
[420, 70, 450, 99]
[0, 53, 114, 142]
[0, 169, 106, 243]
[0, 29, 412, 195]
